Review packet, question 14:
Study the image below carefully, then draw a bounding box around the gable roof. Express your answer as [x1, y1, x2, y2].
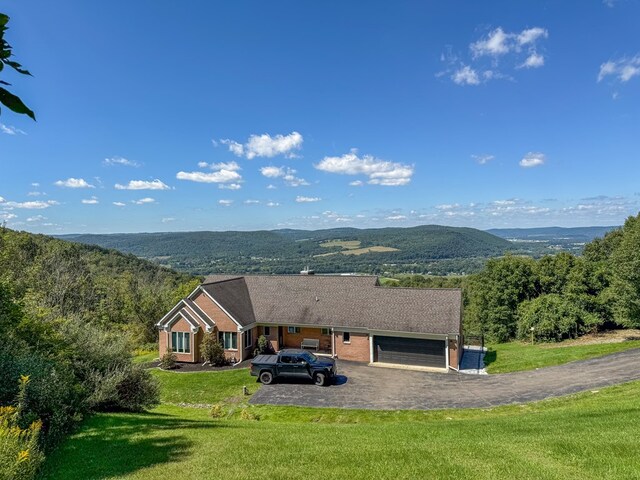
[201, 275, 462, 335]
[199, 277, 256, 328]
[156, 298, 214, 331]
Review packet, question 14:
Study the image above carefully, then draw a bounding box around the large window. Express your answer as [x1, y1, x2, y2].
[219, 331, 238, 350]
[171, 331, 190, 353]
[245, 329, 253, 348]
[288, 326, 301, 334]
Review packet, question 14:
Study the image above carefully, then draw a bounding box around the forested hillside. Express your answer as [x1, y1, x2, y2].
[59, 225, 512, 275]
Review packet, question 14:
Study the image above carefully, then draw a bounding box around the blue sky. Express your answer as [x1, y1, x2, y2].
[1, 0, 639, 234]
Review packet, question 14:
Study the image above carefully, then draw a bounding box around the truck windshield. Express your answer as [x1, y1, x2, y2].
[302, 352, 318, 363]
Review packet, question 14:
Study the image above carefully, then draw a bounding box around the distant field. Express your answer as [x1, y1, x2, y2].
[316, 241, 400, 257]
[320, 239, 362, 249]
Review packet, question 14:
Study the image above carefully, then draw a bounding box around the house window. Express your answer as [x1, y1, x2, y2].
[264, 326, 271, 336]
[171, 331, 191, 354]
[343, 332, 351, 343]
[321, 328, 330, 335]
[245, 329, 253, 348]
[219, 331, 238, 350]
[287, 326, 300, 334]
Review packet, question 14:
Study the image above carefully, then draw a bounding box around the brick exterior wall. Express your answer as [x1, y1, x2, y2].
[334, 331, 370, 362]
[166, 317, 195, 362]
[448, 338, 458, 369]
[283, 327, 332, 352]
[258, 326, 279, 352]
[192, 291, 241, 362]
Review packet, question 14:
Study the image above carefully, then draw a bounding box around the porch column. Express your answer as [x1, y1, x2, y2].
[331, 328, 335, 357]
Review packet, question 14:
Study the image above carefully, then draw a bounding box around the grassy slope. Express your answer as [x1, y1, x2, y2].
[42, 367, 640, 480]
[485, 340, 640, 373]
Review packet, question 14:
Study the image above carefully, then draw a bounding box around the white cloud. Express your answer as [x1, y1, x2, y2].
[493, 199, 517, 206]
[471, 28, 511, 57]
[222, 132, 303, 159]
[266, 184, 277, 190]
[31, 183, 40, 187]
[3, 200, 59, 209]
[103, 156, 140, 167]
[295, 196, 321, 203]
[113, 202, 126, 207]
[519, 152, 546, 168]
[26, 215, 46, 222]
[386, 215, 407, 220]
[260, 166, 309, 187]
[55, 178, 95, 189]
[219, 183, 242, 190]
[1, 123, 26, 135]
[519, 52, 545, 69]
[452, 65, 480, 85]
[471, 27, 548, 58]
[349, 180, 364, 187]
[114, 179, 170, 190]
[260, 166, 285, 178]
[436, 203, 460, 210]
[176, 170, 242, 184]
[161, 217, 175, 223]
[27, 191, 43, 197]
[0, 212, 17, 221]
[218, 199, 233, 207]
[219, 139, 245, 156]
[176, 160, 243, 185]
[315, 149, 413, 186]
[81, 196, 99, 205]
[132, 197, 155, 205]
[472, 154, 495, 165]
[442, 26, 548, 86]
[266, 201, 280, 207]
[598, 55, 640, 83]
[244, 199, 261, 205]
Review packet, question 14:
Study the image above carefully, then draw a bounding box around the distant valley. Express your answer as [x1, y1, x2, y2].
[57, 224, 618, 276]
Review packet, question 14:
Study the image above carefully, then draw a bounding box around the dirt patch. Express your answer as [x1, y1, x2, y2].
[547, 329, 640, 348]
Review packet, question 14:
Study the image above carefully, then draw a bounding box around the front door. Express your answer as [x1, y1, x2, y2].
[278, 326, 284, 350]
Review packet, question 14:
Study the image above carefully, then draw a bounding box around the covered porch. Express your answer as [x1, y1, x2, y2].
[257, 324, 333, 355]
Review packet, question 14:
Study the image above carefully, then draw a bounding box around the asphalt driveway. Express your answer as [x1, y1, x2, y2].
[249, 348, 640, 410]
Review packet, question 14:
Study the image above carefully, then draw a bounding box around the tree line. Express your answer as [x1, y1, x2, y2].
[390, 213, 640, 343]
[0, 228, 199, 479]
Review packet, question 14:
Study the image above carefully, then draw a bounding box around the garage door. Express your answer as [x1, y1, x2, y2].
[374, 336, 445, 368]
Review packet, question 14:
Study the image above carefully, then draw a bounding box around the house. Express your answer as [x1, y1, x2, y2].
[156, 274, 463, 370]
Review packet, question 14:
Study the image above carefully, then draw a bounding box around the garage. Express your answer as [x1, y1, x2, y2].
[374, 335, 446, 368]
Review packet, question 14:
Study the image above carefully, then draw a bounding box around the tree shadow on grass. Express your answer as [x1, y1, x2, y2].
[41, 411, 228, 480]
[483, 349, 497, 368]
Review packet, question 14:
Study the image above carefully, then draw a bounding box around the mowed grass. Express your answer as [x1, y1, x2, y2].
[485, 340, 640, 373]
[41, 365, 640, 480]
[150, 368, 260, 404]
[132, 350, 159, 364]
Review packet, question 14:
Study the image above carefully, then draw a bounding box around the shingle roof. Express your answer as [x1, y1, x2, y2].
[201, 275, 462, 335]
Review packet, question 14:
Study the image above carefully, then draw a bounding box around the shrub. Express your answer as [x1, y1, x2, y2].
[239, 408, 260, 421]
[209, 403, 225, 419]
[253, 335, 274, 357]
[0, 378, 45, 480]
[200, 333, 228, 366]
[86, 365, 159, 412]
[159, 351, 177, 370]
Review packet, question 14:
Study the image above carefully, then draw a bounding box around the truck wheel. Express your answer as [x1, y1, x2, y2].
[259, 371, 274, 385]
[314, 372, 327, 386]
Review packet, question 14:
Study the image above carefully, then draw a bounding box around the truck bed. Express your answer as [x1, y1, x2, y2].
[252, 354, 279, 365]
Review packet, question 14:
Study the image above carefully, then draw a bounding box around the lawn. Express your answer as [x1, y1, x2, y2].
[132, 350, 159, 364]
[41, 367, 640, 480]
[484, 339, 640, 373]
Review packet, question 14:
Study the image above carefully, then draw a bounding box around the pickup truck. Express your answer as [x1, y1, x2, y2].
[250, 349, 337, 386]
